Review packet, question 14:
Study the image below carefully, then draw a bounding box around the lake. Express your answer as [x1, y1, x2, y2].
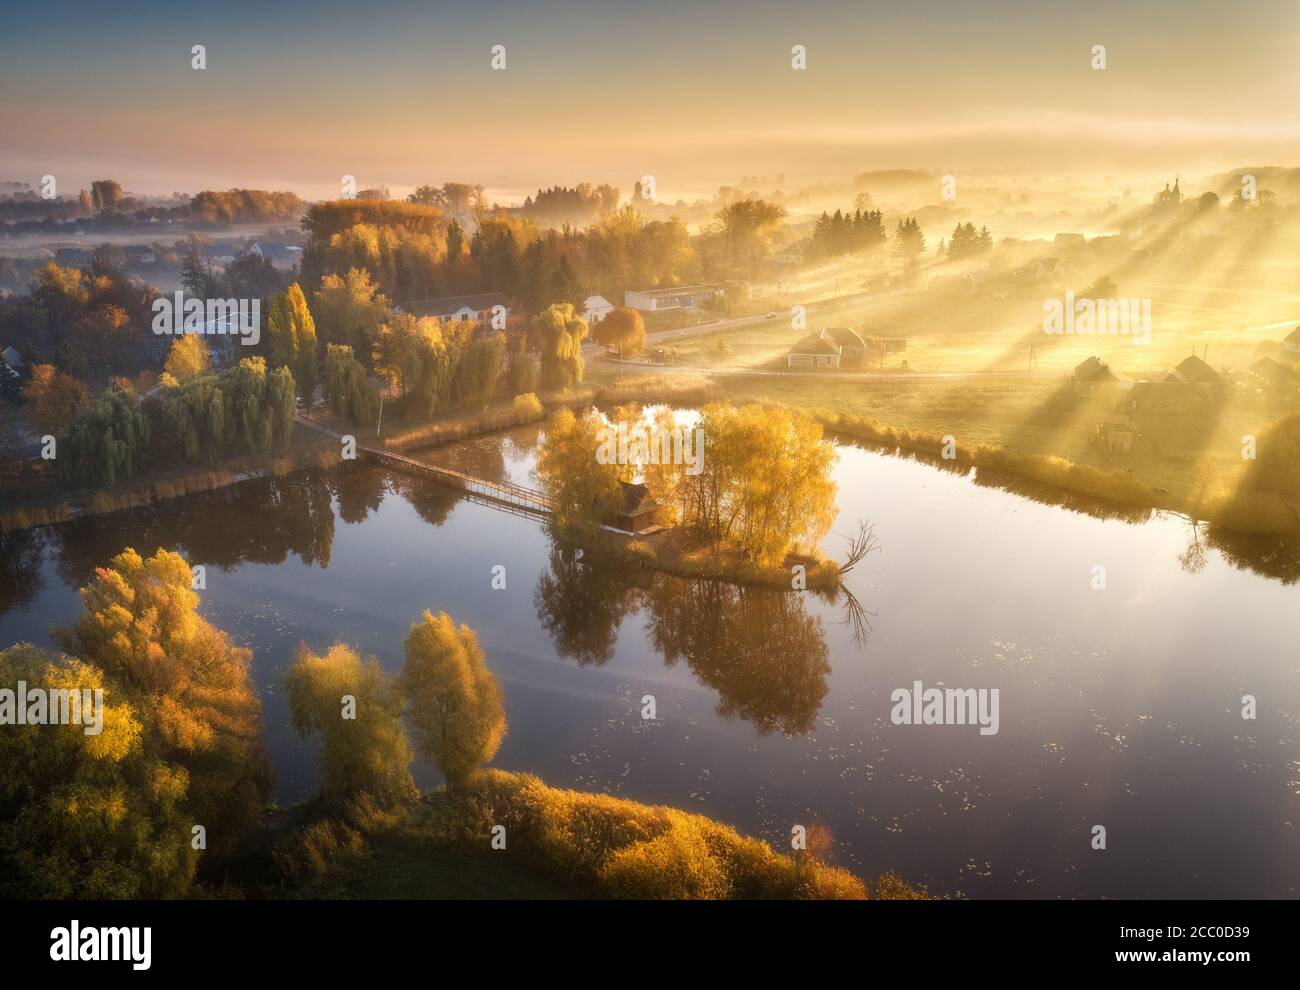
[1, 423, 1295, 898]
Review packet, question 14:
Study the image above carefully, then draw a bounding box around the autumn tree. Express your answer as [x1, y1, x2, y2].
[649, 404, 838, 566]
[716, 199, 788, 275]
[55, 548, 273, 865]
[400, 611, 506, 791]
[0, 644, 196, 898]
[313, 268, 390, 357]
[284, 643, 416, 807]
[536, 407, 623, 532]
[267, 283, 318, 399]
[22, 363, 89, 435]
[164, 334, 211, 382]
[534, 303, 589, 389]
[592, 306, 645, 357]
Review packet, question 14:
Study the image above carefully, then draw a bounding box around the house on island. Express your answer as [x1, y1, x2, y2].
[787, 331, 843, 369]
[2, 345, 24, 373]
[624, 283, 723, 312]
[609, 481, 661, 534]
[402, 292, 510, 328]
[582, 294, 614, 323]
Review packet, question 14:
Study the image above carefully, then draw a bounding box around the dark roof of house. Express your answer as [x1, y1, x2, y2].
[1169, 354, 1219, 384]
[405, 292, 508, 318]
[1073, 356, 1117, 381]
[1132, 380, 1197, 396]
[821, 327, 865, 349]
[620, 481, 658, 518]
[790, 333, 841, 356]
[1251, 356, 1296, 381]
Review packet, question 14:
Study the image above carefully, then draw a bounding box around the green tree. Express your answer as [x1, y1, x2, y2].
[60, 389, 150, 487]
[284, 643, 416, 807]
[324, 344, 379, 425]
[400, 611, 506, 792]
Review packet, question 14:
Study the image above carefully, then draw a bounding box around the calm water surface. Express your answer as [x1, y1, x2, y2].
[1, 424, 1295, 898]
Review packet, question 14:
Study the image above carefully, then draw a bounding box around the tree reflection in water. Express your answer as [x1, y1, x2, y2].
[534, 537, 843, 736]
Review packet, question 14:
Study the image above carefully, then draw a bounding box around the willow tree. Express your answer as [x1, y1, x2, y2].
[535, 407, 622, 532]
[157, 374, 227, 465]
[267, 283, 318, 399]
[400, 611, 506, 792]
[60, 389, 150, 488]
[226, 357, 295, 453]
[324, 344, 379, 425]
[284, 643, 416, 808]
[534, 303, 588, 390]
[55, 548, 272, 866]
[449, 334, 504, 410]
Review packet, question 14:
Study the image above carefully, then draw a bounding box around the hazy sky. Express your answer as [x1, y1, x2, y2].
[3, 0, 1300, 200]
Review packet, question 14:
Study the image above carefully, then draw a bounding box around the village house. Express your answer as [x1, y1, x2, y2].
[624, 283, 723, 312]
[1094, 414, 1138, 453]
[1125, 380, 1204, 414]
[787, 332, 842, 369]
[1283, 327, 1300, 355]
[1164, 354, 1220, 390]
[609, 481, 661, 534]
[1249, 355, 1297, 389]
[249, 242, 303, 269]
[820, 327, 868, 364]
[402, 292, 510, 327]
[2, 345, 24, 372]
[1071, 356, 1125, 392]
[774, 240, 807, 265]
[582, 294, 613, 323]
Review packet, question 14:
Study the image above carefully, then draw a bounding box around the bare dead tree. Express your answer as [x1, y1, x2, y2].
[838, 518, 880, 575]
[839, 583, 876, 648]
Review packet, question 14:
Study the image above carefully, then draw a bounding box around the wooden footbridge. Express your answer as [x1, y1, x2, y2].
[296, 416, 553, 519]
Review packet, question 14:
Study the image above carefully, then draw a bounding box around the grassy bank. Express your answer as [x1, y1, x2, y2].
[266, 771, 924, 900]
[0, 427, 341, 532]
[378, 374, 722, 452]
[577, 525, 845, 591]
[581, 366, 1299, 537]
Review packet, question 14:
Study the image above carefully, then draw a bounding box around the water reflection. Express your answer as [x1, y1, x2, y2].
[533, 539, 837, 736]
[0, 528, 46, 614]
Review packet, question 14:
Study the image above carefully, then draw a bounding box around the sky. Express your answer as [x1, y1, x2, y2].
[3, 0, 1300, 201]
